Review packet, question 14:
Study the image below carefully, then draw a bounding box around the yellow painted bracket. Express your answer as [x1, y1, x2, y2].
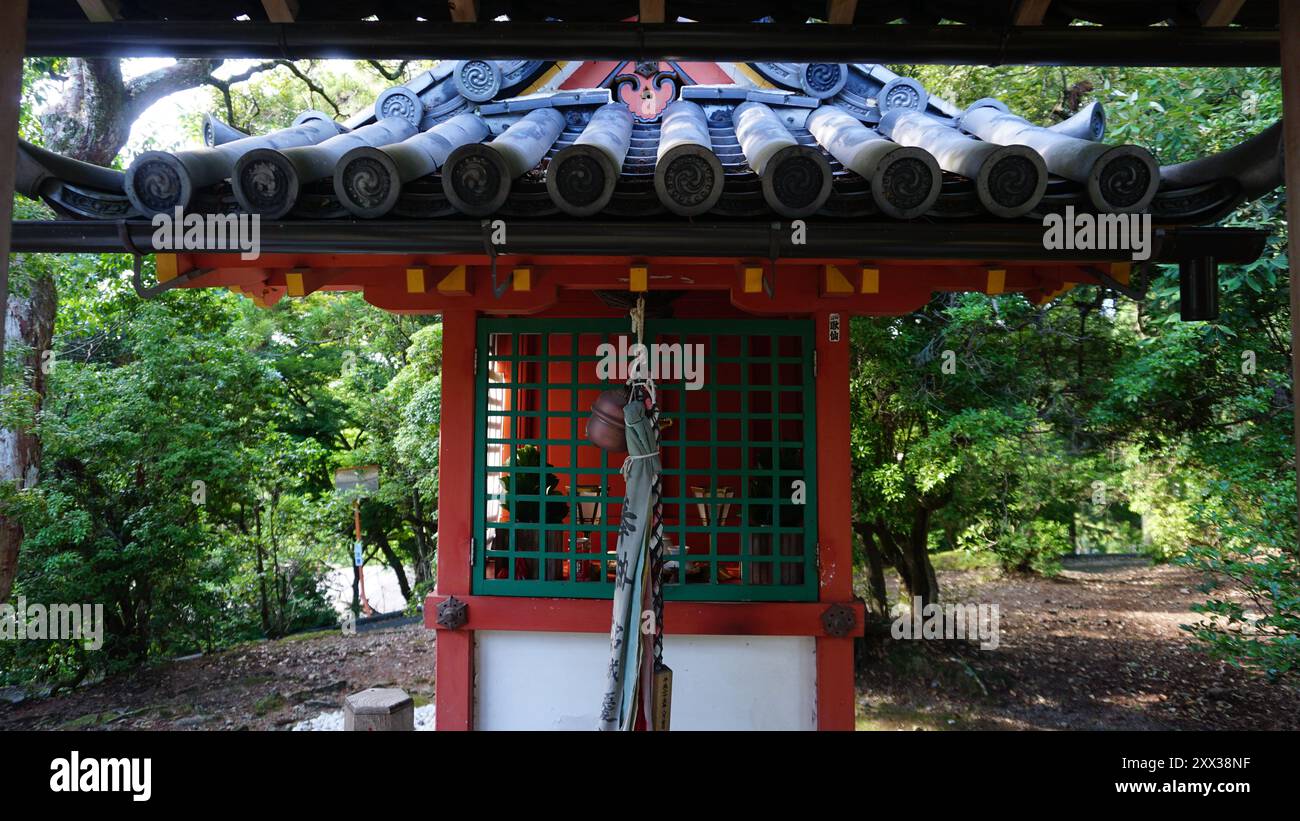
[435, 265, 471, 295]
[230, 284, 277, 309]
[156, 253, 180, 283]
[821, 264, 855, 297]
[629, 265, 648, 292]
[740, 263, 774, 298]
[284, 269, 339, 298]
[1034, 281, 1077, 305]
[513, 267, 532, 292]
[406, 267, 427, 294]
[861, 267, 880, 294]
[135, 253, 208, 300]
[986, 268, 1006, 295]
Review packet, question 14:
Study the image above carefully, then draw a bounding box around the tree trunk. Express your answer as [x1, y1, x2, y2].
[409, 490, 433, 587]
[374, 528, 412, 601]
[868, 508, 940, 611]
[907, 504, 939, 607]
[853, 522, 890, 619]
[269, 504, 287, 629]
[254, 504, 270, 634]
[872, 516, 914, 595]
[0, 269, 55, 603]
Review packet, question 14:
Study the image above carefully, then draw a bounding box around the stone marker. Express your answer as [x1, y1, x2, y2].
[344, 687, 414, 731]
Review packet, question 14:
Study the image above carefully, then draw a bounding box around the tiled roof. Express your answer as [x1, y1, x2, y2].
[15, 60, 1282, 227]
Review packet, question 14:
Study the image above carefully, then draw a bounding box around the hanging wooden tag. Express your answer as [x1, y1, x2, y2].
[652, 663, 673, 731]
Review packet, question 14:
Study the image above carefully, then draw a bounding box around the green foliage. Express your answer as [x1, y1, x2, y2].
[2, 58, 453, 686]
[851, 291, 1106, 577]
[848, 62, 1295, 676]
[1181, 476, 1299, 681]
[0, 270, 445, 685]
[203, 60, 432, 135]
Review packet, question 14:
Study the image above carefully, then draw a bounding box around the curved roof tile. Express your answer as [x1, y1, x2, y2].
[16, 59, 1282, 226]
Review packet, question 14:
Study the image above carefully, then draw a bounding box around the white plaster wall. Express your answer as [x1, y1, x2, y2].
[474, 630, 817, 730]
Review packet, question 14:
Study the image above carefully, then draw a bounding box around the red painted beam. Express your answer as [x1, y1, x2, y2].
[179, 254, 1092, 317]
[425, 594, 865, 637]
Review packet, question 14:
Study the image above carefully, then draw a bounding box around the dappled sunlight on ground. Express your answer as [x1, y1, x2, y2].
[856, 556, 1300, 731]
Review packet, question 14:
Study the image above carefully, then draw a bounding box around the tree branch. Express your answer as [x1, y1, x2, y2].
[273, 60, 343, 117]
[200, 60, 281, 131]
[125, 58, 221, 120]
[366, 60, 410, 81]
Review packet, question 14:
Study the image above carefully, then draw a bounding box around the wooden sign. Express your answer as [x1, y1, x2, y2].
[334, 465, 380, 495]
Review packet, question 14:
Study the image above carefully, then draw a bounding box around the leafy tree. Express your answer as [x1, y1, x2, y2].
[851, 62, 1296, 679]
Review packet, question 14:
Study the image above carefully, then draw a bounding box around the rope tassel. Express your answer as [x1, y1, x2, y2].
[597, 293, 668, 730]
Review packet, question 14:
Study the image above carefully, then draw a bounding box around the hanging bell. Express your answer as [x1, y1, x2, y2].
[587, 385, 630, 452]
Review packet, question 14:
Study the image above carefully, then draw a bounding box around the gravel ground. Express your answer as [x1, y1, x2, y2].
[6, 555, 1298, 732]
[292, 703, 436, 731]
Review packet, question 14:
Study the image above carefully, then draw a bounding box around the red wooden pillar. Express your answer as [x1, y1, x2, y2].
[814, 310, 856, 730]
[434, 307, 476, 730]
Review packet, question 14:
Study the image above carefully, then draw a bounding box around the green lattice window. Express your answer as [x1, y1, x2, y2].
[473, 317, 817, 601]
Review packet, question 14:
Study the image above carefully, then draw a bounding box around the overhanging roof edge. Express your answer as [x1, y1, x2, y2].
[23, 22, 1283, 67]
[7, 220, 1268, 265]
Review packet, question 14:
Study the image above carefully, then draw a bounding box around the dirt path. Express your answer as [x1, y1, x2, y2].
[0, 624, 436, 731]
[2, 556, 1296, 730]
[856, 556, 1300, 730]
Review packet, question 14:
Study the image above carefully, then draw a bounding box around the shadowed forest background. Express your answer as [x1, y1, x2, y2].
[0, 57, 1294, 699]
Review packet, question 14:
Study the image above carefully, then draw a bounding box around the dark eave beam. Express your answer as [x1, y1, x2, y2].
[6, 220, 1268, 265]
[22, 21, 1280, 66]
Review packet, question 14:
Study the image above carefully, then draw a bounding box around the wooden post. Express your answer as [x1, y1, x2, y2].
[826, 1, 858, 25]
[448, 0, 477, 23]
[260, 0, 298, 23]
[1199, 0, 1246, 26]
[1283, 0, 1300, 540]
[344, 688, 414, 731]
[76, 1, 121, 21]
[351, 498, 370, 617]
[1012, 0, 1052, 25]
[814, 310, 855, 730]
[433, 308, 476, 730]
[0, 1, 29, 385]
